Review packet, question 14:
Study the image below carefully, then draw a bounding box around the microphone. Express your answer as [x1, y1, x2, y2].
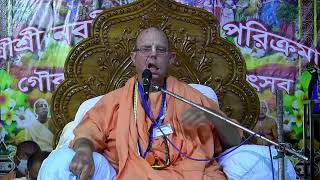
[142, 69, 152, 101]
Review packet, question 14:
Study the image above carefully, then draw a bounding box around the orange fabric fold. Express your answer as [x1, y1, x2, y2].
[70, 76, 226, 180]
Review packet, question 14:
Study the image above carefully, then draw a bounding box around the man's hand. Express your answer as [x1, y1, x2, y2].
[182, 106, 223, 128]
[181, 107, 212, 138]
[182, 106, 242, 150]
[182, 107, 209, 127]
[70, 138, 95, 180]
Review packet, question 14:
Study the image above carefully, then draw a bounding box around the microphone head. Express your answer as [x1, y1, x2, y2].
[142, 69, 152, 80]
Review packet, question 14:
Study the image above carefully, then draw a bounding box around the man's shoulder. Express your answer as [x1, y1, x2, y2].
[93, 76, 135, 105]
[168, 77, 207, 95]
[167, 76, 192, 90]
[266, 117, 277, 124]
[168, 76, 211, 100]
[168, 76, 220, 109]
[100, 86, 125, 100]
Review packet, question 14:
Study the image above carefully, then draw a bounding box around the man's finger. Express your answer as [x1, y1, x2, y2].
[75, 163, 85, 177]
[88, 162, 94, 177]
[183, 109, 196, 120]
[182, 110, 192, 121]
[69, 161, 79, 176]
[184, 111, 201, 124]
[197, 113, 208, 122]
[79, 165, 91, 180]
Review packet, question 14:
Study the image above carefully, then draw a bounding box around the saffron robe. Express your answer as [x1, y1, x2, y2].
[70, 76, 226, 180]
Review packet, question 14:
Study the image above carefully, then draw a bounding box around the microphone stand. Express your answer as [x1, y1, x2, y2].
[152, 85, 309, 161]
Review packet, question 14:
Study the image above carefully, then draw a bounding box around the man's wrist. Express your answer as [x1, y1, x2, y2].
[73, 138, 94, 153]
[76, 146, 93, 154]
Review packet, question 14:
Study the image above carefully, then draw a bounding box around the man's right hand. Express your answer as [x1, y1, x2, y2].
[69, 139, 95, 180]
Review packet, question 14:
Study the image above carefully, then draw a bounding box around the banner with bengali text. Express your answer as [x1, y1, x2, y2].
[0, 0, 319, 177]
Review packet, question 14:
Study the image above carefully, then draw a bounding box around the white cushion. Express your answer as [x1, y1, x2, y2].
[38, 147, 116, 180]
[56, 95, 104, 149]
[189, 83, 219, 107]
[218, 145, 297, 180]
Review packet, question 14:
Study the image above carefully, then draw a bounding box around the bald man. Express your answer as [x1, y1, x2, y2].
[39, 27, 242, 180]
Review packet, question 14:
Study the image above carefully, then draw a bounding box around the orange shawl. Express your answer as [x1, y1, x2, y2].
[71, 76, 226, 180]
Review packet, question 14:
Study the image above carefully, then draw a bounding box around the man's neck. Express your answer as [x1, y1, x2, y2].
[38, 115, 47, 121]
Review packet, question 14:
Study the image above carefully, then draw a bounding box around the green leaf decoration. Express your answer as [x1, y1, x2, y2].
[0, 70, 13, 90]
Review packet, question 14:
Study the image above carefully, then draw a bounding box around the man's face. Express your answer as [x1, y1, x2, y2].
[259, 102, 268, 119]
[14, 150, 27, 163]
[131, 28, 175, 86]
[35, 101, 48, 117]
[14, 151, 28, 175]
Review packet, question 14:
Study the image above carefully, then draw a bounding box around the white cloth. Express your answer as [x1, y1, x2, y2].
[56, 95, 104, 149]
[218, 145, 297, 180]
[189, 84, 219, 107]
[24, 120, 54, 151]
[38, 146, 116, 180]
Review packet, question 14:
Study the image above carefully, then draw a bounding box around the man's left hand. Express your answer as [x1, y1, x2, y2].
[182, 107, 209, 128]
[181, 107, 214, 139]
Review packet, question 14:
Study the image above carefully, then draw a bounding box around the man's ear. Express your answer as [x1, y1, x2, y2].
[131, 52, 136, 65]
[169, 52, 176, 64]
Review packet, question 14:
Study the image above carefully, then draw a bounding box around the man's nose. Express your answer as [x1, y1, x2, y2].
[148, 54, 157, 62]
[147, 51, 157, 61]
[149, 47, 157, 56]
[149, 52, 157, 58]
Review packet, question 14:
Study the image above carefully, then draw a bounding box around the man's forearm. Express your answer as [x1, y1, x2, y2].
[73, 138, 95, 153]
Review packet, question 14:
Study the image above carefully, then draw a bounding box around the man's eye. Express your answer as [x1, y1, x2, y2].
[156, 49, 166, 53]
[141, 48, 151, 52]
